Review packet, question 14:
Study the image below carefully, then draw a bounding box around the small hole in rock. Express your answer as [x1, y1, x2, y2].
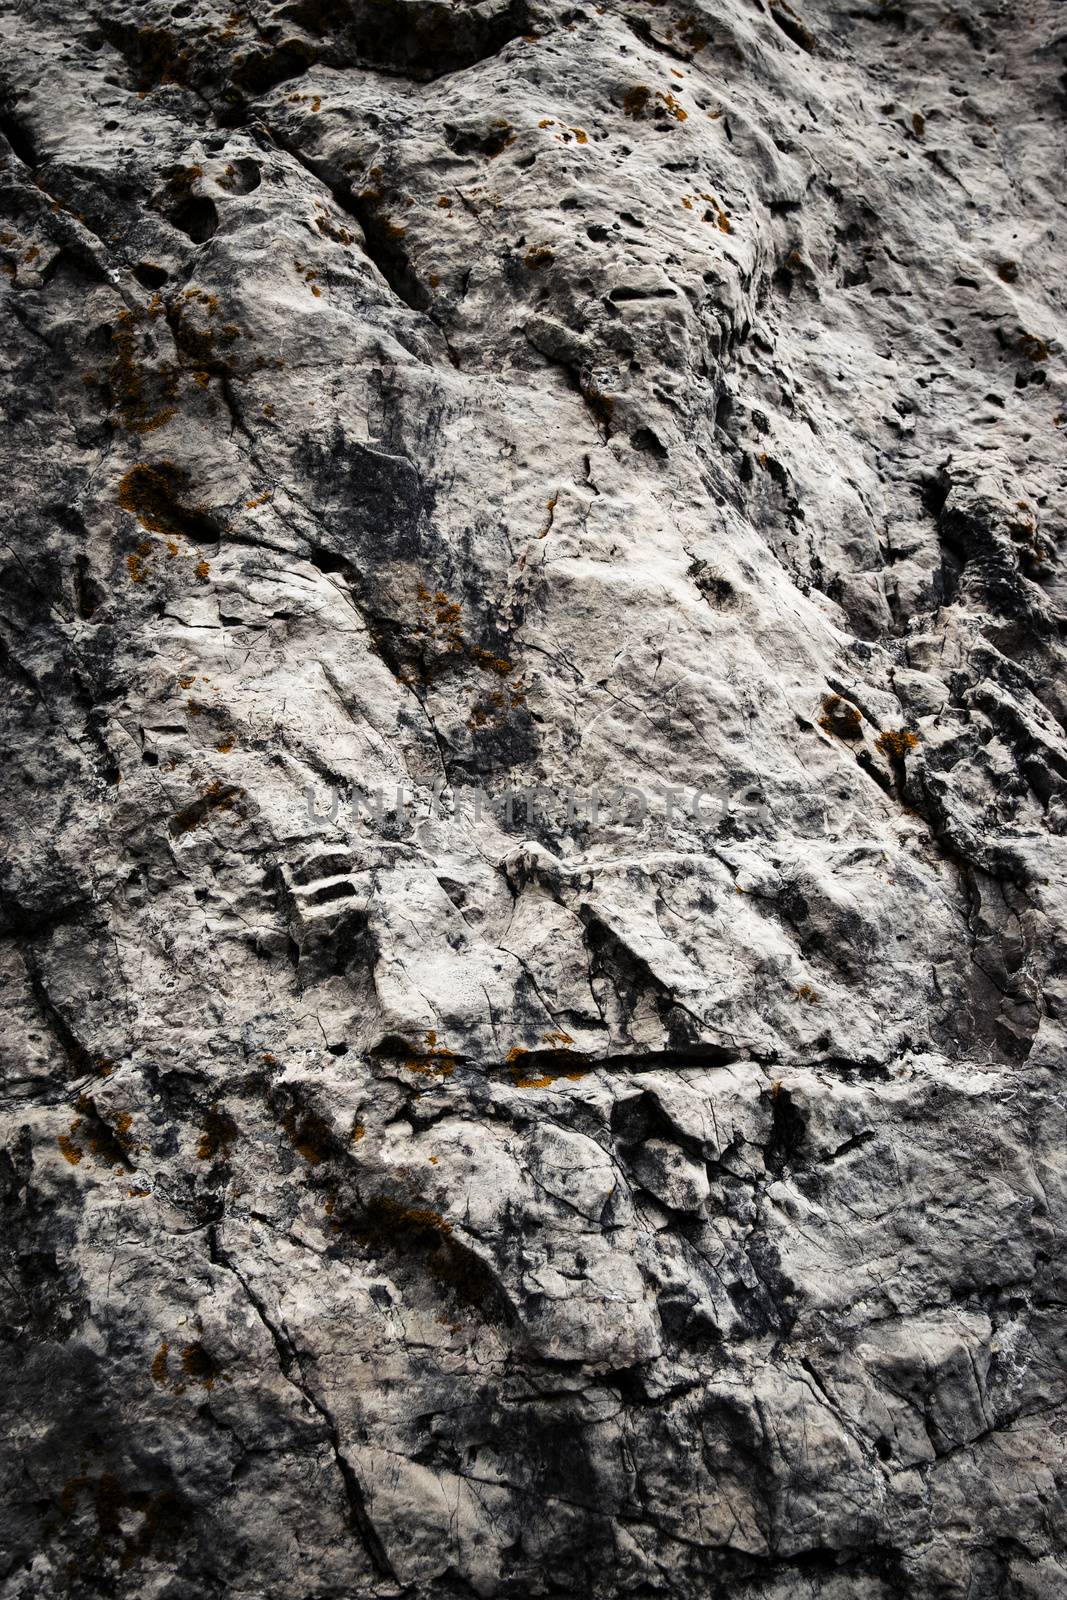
[134, 261, 169, 289]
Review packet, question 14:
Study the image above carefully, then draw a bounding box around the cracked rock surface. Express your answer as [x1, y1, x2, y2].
[1, 0, 1066, 1595]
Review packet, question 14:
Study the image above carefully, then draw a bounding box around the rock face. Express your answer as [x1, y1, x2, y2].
[1, 0, 1066, 1594]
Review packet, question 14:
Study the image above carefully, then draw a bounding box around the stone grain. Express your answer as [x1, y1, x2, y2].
[1, 0, 1066, 1595]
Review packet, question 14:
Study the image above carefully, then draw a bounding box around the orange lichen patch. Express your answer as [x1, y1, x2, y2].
[681, 196, 693, 211]
[315, 211, 355, 246]
[415, 582, 465, 654]
[468, 645, 513, 675]
[410, 583, 524, 710]
[538, 118, 554, 128]
[819, 694, 863, 739]
[168, 778, 245, 836]
[623, 85, 651, 116]
[244, 491, 272, 509]
[657, 91, 688, 121]
[168, 289, 245, 377]
[571, 127, 588, 144]
[68, 1097, 136, 1169]
[58, 1132, 84, 1165]
[118, 464, 219, 556]
[405, 1031, 456, 1078]
[468, 692, 504, 729]
[150, 1340, 170, 1386]
[512, 1070, 555, 1089]
[795, 982, 820, 1005]
[437, 194, 452, 207]
[1018, 331, 1050, 363]
[197, 1103, 238, 1161]
[215, 739, 234, 754]
[179, 1341, 216, 1389]
[104, 309, 178, 435]
[280, 1105, 334, 1165]
[700, 193, 731, 231]
[505, 1032, 590, 1088]
[351, 1121, 366, 1142]
[126, 551, 148, 584]
[509, 1061, 590, 1089]
[524, 244, 554, 268]
[362, 1194, 452, 1236]
[196, 560, 211, 579]
[263, 402, 275, 418]
[875, 728, 919, 761]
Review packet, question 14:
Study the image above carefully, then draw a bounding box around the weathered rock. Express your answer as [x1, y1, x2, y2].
[1, 0, 1066, 1595]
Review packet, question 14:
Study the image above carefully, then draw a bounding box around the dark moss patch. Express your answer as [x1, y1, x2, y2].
[179, 1340, 217, 1389]
[117, 462, 220, 543]
[819, 694, 863, 739]
[197, 1104, 239, 1161]
[168, 780, 246, 837]
[71, 1097, 136, 1170]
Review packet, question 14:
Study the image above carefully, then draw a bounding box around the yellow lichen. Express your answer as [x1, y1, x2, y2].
[657, 91, 688, 121]
[404, 1031, 456, 1078]
[875, 728, 919, 761]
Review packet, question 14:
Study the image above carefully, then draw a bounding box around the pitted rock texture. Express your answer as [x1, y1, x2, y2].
[1, 0, 1066, 1595]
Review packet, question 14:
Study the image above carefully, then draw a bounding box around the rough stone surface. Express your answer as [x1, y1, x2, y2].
[1, 0, 1066, 1595]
